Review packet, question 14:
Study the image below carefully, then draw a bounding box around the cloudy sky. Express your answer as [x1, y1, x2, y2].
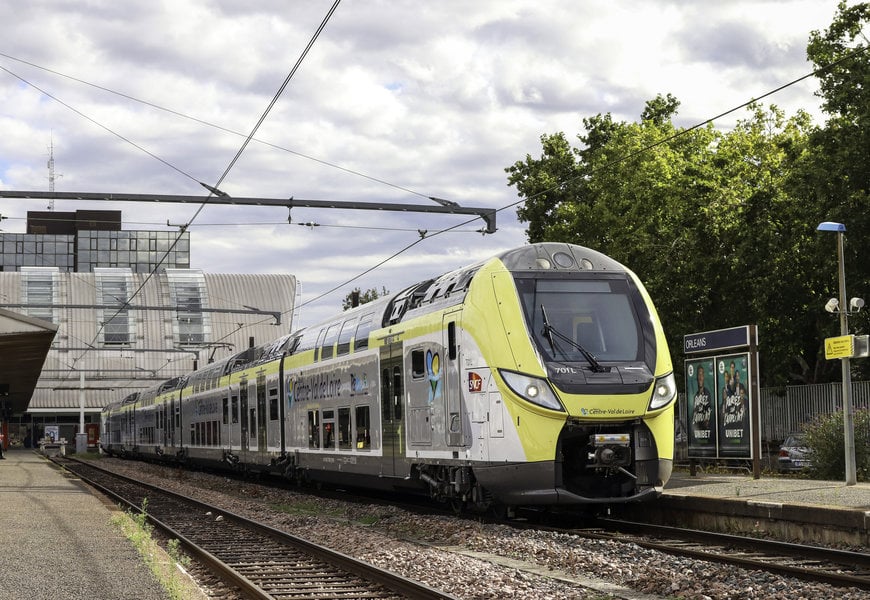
[0, 0, 847, 330]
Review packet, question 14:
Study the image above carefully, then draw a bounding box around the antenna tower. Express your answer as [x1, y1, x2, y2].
[47, 135, 62, 209]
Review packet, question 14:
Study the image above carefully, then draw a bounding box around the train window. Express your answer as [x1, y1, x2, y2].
[308, 410, 319, 448]
[382, 368, 391, 422]
[323, 409, 335, 450]
[338, 407, 351, 450]
[320, 323, 340, 360]
[190, 423, 195, 445]
[411, 350, 425, 379]
[314, 327, 327, 361]
[269, 388, 279, 421]
[448, 321, 457, 360]
[355, 406, 371, 449]
[353, 313, 374, 352]
[222, 397, 229, 425]
[231, 395, 239, 424]
[249, 409, 256, 438]
[336, 319, 356, 356]
[393, 366, 403, 419]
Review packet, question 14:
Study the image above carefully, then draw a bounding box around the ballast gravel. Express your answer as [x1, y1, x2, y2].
[95, 458, 868, 600]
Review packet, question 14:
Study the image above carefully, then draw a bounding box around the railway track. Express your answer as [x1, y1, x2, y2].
[54, 457, 457, 600]
[585, 517, 870, 591]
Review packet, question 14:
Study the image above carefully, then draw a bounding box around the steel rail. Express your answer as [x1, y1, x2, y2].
[56, 457, 458, 600]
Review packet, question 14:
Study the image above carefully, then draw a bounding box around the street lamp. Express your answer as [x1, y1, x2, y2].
[817, 221, 857, 486]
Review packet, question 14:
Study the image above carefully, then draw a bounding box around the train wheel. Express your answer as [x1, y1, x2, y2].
[489, 502, 516, 520]
[449, 498, 466, 514]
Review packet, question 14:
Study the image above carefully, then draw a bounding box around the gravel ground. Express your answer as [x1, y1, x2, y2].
[95, 458, 869, 600]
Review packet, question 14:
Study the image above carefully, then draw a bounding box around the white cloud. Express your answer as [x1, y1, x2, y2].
[0, 0, 847, 333]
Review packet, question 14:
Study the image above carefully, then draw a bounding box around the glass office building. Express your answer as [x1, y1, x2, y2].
[0, 210, 190, 273]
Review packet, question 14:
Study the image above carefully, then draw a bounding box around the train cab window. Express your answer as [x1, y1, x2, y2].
[411, 349, 425, 379]
[269, 388, 279, 421]
[338, 407, 351, 450]
[320, 323, 340, 361]
[355, 406, 371, 449]
[353, 313, 374, 352]
[231, 395, 239, 424]
[336, 318, 356, 356]
[308, 410, 320, 448]
[222, 397, 229, 425]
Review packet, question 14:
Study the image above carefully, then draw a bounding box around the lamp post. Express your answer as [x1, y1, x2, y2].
[817, 221, 857, 486]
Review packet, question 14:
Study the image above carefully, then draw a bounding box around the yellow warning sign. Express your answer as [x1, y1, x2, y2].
[825, 335, 854, 360]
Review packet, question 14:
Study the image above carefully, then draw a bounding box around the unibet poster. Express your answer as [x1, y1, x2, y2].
[685, 358, 717, 457]
[716, 353, 751, 458]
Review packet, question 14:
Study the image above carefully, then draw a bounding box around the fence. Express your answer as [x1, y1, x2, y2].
[759, 381, 870, 442]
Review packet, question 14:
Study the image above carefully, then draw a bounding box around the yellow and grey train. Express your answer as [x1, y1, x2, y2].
[101, 242, 676, 507]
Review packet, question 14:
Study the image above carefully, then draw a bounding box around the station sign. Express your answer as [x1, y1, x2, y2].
[684, 326, 750, 354]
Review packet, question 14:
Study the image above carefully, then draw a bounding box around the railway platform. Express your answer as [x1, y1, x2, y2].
[0, 449, 171, 600]
[618, 469, 870, 547]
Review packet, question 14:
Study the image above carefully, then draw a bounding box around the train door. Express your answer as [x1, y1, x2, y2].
[173, 393, 182, 453]
[256, 374, 267, 452]
[239, 378, 249, 452]
[380, 343, 404, 477]
[229, 388, 240, 449]
[443, 310, 464, 447]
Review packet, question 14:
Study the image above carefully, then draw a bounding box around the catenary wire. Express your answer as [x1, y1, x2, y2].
[0, 50, 435, 202]
[58, 0, 343, 383]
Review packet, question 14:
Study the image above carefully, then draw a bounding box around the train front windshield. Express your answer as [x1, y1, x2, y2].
[515, 277, 644, 365]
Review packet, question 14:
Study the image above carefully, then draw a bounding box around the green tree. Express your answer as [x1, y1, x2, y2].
[801, 1, 870, 381]
[342, 286, 389, 311]
[507, 96, 815, 386]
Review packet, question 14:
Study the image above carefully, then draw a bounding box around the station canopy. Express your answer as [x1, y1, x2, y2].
[0, 309, 57, 414]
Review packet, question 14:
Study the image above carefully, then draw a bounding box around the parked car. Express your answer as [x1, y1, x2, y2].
[777, 434, 811, 473]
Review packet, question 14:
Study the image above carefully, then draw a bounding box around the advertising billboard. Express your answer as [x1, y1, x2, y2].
[685, 357, 716, 457]
[685, 351, 752, 460]
[716, 353, 752, 458]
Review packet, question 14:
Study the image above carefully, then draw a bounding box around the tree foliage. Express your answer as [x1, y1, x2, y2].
[342, 286, 389, 311]
[506, 1, 870, 387]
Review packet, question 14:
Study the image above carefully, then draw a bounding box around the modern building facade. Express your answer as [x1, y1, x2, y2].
[0, 211, 295, 449]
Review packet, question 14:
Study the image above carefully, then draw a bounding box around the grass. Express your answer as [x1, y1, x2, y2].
[110, 499, 204, 600]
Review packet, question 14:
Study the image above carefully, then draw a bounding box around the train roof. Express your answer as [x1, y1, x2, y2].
[495, 242, 627, 273]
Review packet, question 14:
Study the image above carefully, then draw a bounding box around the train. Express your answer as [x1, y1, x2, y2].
[101, 242, 676, 509]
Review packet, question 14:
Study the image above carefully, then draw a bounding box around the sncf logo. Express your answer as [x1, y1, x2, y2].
[467, 371, 484, 393]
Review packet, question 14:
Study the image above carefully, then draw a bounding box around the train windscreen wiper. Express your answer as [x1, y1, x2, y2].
[540, 304, 608, 373]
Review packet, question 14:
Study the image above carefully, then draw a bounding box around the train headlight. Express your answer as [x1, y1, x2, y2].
[648, 372, 677, 411]
[499, 370, 564, 411]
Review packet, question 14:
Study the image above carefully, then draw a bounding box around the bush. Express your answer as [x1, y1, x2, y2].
[803, 408, 870, 481]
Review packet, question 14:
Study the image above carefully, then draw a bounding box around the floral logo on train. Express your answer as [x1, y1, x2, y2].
[427, 350, 441, 404]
